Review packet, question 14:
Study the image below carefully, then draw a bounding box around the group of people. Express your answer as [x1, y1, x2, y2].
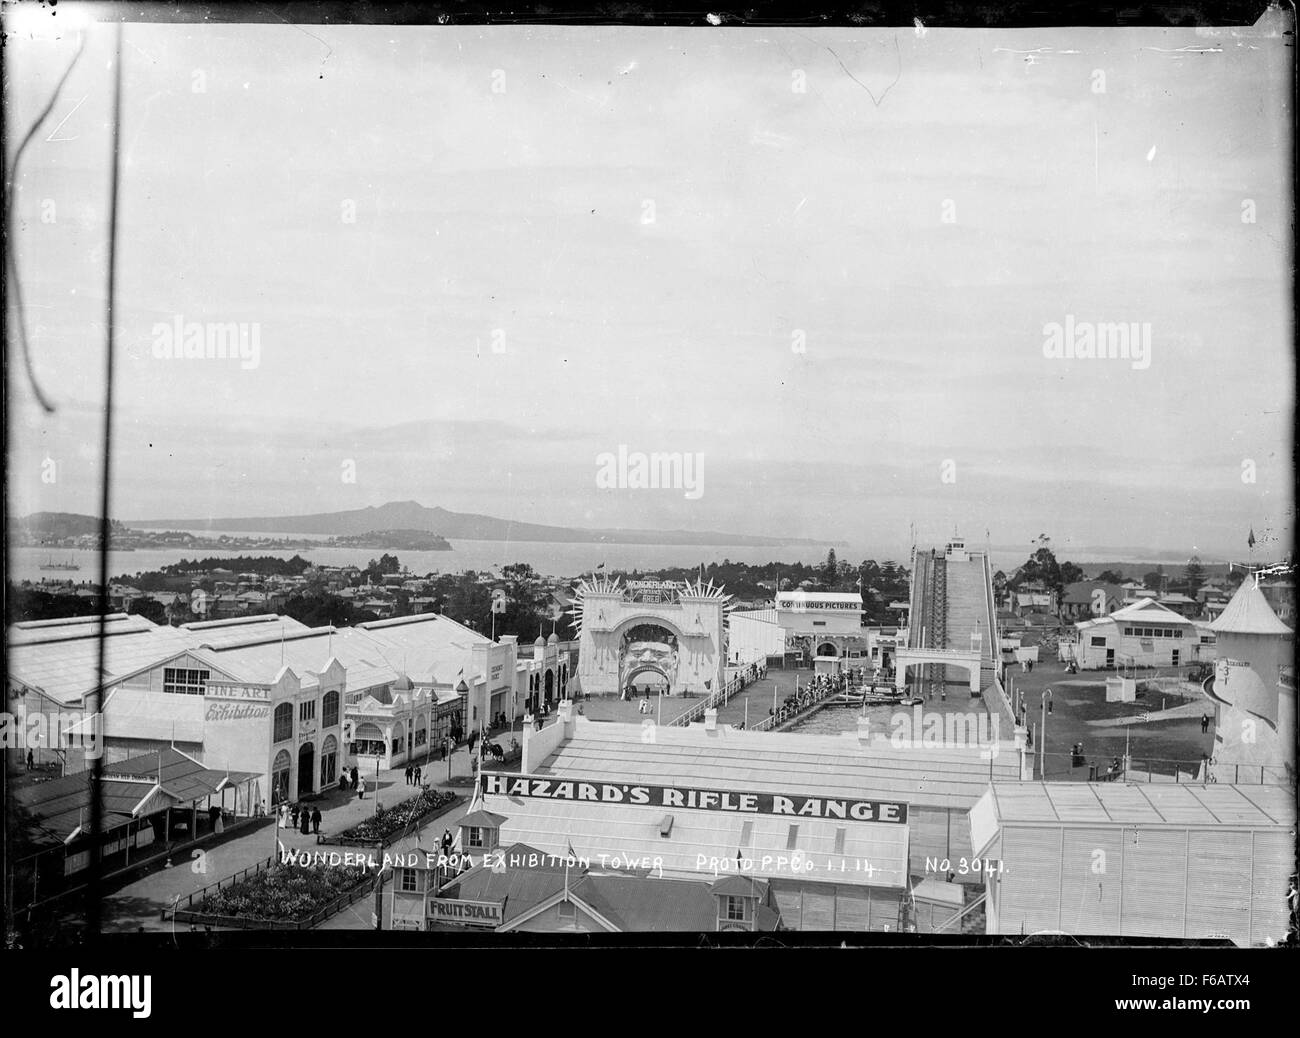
[335, 766, 367, 799]
[279, 800, 323, 835]
[404, 763, 424, 786]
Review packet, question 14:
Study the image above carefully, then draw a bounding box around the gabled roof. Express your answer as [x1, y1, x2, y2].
[459, 810, 508, 829]
[1210, 581, 1293, 636]
[13, 747, 256, 850]
[1103, 598, 1198, 625]
[1061, 581, 1123, 606]
[7, 619, 200, 705]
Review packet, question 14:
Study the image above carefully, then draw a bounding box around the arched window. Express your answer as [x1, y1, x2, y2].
[273, 703, 293, 743]
[271, 749, 292, 805]
[320, 734, 338, 786]
[322, 690, 340, 729]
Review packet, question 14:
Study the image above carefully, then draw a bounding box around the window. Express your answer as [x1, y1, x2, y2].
[1123, 627, 1133, 636]
[466, 827, 485, 848]
[1175, 629, 1184, 639]
[739, 820, 753, 847]
[299, 700, 316, 723]
[812, 621, 826, 627]
[724, 895, 748, 921]
[163, 667, 210, 695]
[273, 703, 293, 743]
[1090, 637, 1106, 647]
[833, 827, 846, 855]
[414, 727, 427, 747]
[785, 824, 799, 850]
[399, 869, 420, 893]
[322, 690, 339, 729]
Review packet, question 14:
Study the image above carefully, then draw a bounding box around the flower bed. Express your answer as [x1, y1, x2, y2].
[324, 788, 461, 848]
[189, 861, 370, 925]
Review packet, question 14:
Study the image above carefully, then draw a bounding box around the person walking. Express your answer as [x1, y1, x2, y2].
[1201, 712, 1210, 733]
[350, 766, 359, 791]
[414, 765, 422, 785]
[441, 828, 453, 857]
[290, 802, 300, 829]
[311, 807, 322, 834]
[405, 764, 413, 786]
[26, 748, 34, 771]
[300, 807, 311, 835]
[357, 777, 366, 800]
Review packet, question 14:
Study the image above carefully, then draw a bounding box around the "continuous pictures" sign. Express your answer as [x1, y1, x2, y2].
[481, 773, 907, 823]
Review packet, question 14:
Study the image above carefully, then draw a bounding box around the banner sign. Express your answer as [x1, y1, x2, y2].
[482, 773, 907, 824]
[626, 580, 683, 604]
[776, 595, 862, 613]
[430, 898, 504, 927]
[205, 683, 271, 701]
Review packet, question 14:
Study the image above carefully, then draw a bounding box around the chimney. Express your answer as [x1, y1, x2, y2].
[704, 708, 718, 732]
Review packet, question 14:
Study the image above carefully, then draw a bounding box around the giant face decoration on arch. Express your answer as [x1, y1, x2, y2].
[620, 623, 680, 689]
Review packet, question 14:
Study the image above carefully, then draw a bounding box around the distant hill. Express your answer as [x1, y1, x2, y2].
[126, 500, 842, 548]
[330, 529, 452, 551]
[16, 512, 122, 541]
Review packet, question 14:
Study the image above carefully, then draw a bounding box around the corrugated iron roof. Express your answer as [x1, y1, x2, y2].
[985, 782, 1292, 828]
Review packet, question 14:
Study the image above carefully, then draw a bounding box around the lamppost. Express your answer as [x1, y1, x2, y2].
[1039, 688, 1052, 779]
[453, 678, 468, 782]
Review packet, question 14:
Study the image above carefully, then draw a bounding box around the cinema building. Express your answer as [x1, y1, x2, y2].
[426, 701, 1025, 931]
[775, 590, 868, 663]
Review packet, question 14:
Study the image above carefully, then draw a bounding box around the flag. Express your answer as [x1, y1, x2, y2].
[596, 562, 605, 570]
[1248, 528, 1256, 549]
[736, 848, 743, 865]
[567, 840, 577, 860]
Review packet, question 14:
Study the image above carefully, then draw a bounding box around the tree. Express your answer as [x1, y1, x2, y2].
[1095, 569, 1124, 584]
[130, 598, 168, 625]
[1014, 548, 1062, 592]
[364, 554, 402, 583]
[1142, 567, 1166, 593]
[1183, 556, 1206, 595]
[1059, 562, 1085, 587]
[823, 549, 838, 587]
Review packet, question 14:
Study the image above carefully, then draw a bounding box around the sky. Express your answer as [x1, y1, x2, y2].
[4, 5, 1294, 561]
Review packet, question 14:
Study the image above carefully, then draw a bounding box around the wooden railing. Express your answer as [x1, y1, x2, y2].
[669, 657, 766, 727]
[746, 681, 840, 732]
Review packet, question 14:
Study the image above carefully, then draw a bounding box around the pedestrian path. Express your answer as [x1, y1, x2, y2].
[1087, 701, 1206, 727]
[88, 737, 492, 933]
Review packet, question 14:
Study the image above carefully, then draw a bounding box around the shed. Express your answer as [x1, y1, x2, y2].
[969, 782, 1294, 946]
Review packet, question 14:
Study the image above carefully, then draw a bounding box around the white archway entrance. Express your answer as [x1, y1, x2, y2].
[571, 576, 728, 697]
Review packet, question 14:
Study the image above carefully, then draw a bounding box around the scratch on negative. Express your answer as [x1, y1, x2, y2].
[822, 37, 902, 108]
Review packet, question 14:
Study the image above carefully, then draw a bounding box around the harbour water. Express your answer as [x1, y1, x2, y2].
[11, 536, 1174, 587]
